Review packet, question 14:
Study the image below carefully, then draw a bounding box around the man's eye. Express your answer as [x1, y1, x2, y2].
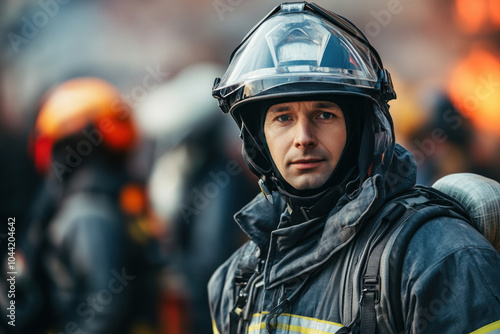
[277, 115, 291, 122]
[319, 112, 335, 119]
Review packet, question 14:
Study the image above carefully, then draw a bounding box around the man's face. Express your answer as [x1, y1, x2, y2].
[264, 100, 347, 190]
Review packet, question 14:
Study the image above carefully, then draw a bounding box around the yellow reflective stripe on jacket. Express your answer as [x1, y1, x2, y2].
[212, 320, 221, 334]
[470, 320, 500, 334]
[247, 312, 343, 333]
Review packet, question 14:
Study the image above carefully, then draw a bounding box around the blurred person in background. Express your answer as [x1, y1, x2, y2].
[0, 78, 161, 334]
[405, 93, 474, 185]
[136, 63, 258, 334]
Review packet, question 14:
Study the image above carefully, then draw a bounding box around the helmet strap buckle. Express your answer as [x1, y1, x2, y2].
[258, 178, 274, 205]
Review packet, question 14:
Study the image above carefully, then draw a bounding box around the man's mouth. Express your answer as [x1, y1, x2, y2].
[290, 158, 324, 170]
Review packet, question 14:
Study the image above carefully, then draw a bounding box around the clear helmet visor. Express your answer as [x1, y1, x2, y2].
[217, 6, 380, 98]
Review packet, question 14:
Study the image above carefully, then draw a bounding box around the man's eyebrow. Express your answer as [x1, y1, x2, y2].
[268, 105, 290, 113]
[313, 102, 340, 109]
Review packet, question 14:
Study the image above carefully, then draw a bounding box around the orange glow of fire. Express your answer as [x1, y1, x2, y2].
[455, 0, 500, 33]
[448, 48, 500, 136]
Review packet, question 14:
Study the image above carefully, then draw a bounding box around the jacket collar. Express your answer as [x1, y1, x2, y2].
[234, 191, 286, 252]
[266, 175, 384, 287]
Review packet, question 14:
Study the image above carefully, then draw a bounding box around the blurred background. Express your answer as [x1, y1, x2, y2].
[0, 0, 499, 333]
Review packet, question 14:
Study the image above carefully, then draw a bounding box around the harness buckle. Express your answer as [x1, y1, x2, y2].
[360, 275, 380, 304]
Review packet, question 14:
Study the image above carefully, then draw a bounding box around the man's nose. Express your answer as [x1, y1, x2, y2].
[293, 118, 317, 148]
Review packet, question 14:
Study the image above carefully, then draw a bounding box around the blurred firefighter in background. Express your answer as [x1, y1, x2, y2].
[0, 78, 161, 334]
[136, 63, 258, 334]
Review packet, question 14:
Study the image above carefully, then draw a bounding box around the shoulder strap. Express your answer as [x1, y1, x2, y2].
[358, 202, 411, 333]
[357, 186, 467, 334]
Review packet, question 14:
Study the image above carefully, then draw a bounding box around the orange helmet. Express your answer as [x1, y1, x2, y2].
[31, 77, 137, 174]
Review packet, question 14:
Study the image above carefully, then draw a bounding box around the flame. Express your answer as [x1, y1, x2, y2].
[448, 48, 500, 136]
[455, 0, 500, 33]
[490, 0, 500, 27]
[455, 0, 487, 33]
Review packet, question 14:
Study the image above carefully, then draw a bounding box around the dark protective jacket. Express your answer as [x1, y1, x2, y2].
[208, 143, 500, 333]
[44, 167, 131, 334]
[12, 164, 135, 334]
